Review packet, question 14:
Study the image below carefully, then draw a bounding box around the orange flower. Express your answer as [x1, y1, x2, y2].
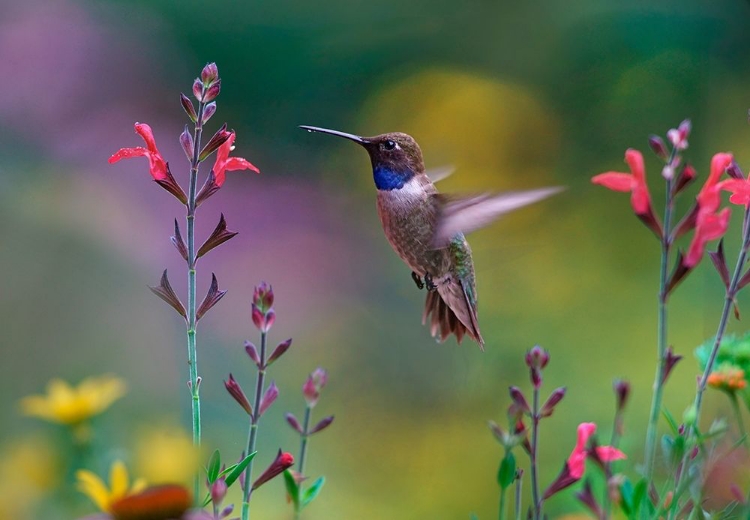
[707, 365, 747, 392]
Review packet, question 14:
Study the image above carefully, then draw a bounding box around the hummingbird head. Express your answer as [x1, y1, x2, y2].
[300, 126, 425, 191]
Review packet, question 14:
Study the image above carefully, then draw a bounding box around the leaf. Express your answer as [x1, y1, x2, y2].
[148, 270, 187, 319]
[283, 469, 300, 511]
[662, 408, 679, 434]
[619, 477, 634, 516]
[171, 219, 188, 262]
[224, 452, 256, 488]
[497, 452, 516, 490]
[302, 476, 325, 507]
[196, 273, 227, 320]
[197, 213, 238, 258]
[207, 449, 221, 484]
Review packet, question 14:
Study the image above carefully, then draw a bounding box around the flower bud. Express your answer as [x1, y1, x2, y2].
[613, 379, 630, 413]
[285, 412, 303, 434]
[310, 415, 334, 434]
[202, 102, 217, 125]
[508, 386, 530, 415]
[224, 374, 252, 416]
[210, 478, 227, 506]
[179, 125, 194, 162]
[302, 368, 328, 407]
[180, 93, 197, 123]
[253, 283, 274, 313]
[245, 341, 260, 367]
[192, 78, 203, 101]
[727, 160, 745, 180]
[540, 387, 566, 417]
[258, 381, 279, 417]
[647, 135, 668, 160]
[267, 338, 292, 366]
[525, 345, 549, 370]
[252, 450, 294, 490]
[203, 79, 221, 102]
[201, 62, 219, 86]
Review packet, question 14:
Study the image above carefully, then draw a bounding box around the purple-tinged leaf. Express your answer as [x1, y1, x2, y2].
[196, 273, 227, 320]
[285, 413, 303, 434]
[245, 341, 260, 367]
[202, 102, 217, 125]
[224, 374, 252, 416]
[661, 346, 683, 385]
[709, 240, 730, 290]
[310, 415, 334, 435]
[576, 480, 603, 519]
[198, 123, 230, 162]
[171, 219, 188, 262]
[203, 79, 221, 103]
[665, 251, 690, 297]
[509, 386, 530, 415]
[673, 163, 696, 195]
[672, 203, 699, 240]
[154, 163, 188, 205]
[180, 125, 194, 163]
[197, 213, 238, 258]
[647, 135, 668, 160]
[195, 170, 220, 207]
[148, 270, 186, 319]
[540, 387, 566, 418]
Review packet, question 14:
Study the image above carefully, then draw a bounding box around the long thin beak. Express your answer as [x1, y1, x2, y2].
[299, 125, 369, 145]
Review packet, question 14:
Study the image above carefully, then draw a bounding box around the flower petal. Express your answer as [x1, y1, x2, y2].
[76, 469, 112, 512]
[109, 460, 130, 500]
[108, 147, 148, 164]
[223, 157, 260, 173]
[595, 445, 626, 462]
[591, 172, 633, 192]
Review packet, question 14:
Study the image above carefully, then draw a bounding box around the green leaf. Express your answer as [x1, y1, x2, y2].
[218, 463, 238, 479]
[225, 452, 257, 488]
[619, 477, 634, 516]
[283, 470, 300, 511]
[662, 408, 678, 434]
[497, 452, 516, 490]
[201, 492, 212, 508]
[207, 449, 221, 484]
[302, 476, 325, 507]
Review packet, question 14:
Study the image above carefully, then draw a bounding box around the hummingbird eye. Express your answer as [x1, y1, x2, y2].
[382, 139, 397, 151]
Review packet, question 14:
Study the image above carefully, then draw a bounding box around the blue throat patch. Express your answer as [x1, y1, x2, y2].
[373, 165, 412, 191]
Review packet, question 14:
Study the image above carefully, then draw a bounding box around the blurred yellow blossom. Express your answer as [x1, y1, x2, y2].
[0, 436, 59, 518]
[20, 375, 127, 425]
[76, 460, 146, 513]
[134, 426, 200, 485]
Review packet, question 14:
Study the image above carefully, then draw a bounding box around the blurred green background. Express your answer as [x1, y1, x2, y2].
[3, 0, 750, 518]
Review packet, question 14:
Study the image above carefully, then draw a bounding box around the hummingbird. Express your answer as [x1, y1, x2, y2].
[300, 125, 561, 349]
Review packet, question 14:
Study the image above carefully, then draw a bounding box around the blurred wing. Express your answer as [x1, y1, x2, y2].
[425, 165, 455, 183]
[432, 186, 564, 248]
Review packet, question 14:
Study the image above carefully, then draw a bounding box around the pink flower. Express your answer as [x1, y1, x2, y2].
[212, 132, 259, 187]
[684, 153, 733, 268]
[109, 123, 168, 181]
[592, 149, 652, 216]
[567, 423, 625, 479]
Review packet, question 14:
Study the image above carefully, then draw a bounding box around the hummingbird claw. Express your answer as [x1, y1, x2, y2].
[411, 271, 425, 290]
[424, 273, 437, 292]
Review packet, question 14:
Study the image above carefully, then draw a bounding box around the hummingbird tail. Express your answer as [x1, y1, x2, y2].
[422, 280, 484, 350]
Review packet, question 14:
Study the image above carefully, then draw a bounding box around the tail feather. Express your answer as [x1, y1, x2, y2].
[422, 278, 484, 349]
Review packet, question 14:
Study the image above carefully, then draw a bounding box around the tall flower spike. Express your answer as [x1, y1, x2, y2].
[592, 149, 662, 238]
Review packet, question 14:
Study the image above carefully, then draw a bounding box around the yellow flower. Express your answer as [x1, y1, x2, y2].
[20, 375, 127, 425]
[134, 426, 200, 485]
[76, 460, 146, 513]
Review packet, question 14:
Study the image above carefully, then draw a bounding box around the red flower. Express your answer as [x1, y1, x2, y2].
[109, 123, 168, 181]
[567, 422, 625, 479]
[212, 132, 259, 187]
[592, 149, 651, 215]
[684, 153, 733, 268]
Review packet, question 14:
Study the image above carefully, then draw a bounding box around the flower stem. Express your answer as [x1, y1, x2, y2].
[669, 205, 750, 518]
[498, 485, 507, 520]
[514, 473, 522, 520]
[242, 331, 267, 520]
[293, 405, 313, 520]
[644, 177, 674, 481]
[729, 392, 747, 445]
[530, 386, 542, 520]
[187, 97, 207, 500]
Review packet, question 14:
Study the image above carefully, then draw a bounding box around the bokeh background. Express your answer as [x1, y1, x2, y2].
[3, 0, 750, 518]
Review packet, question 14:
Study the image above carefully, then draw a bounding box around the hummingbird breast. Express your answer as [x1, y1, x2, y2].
[375, 176, 451, 277]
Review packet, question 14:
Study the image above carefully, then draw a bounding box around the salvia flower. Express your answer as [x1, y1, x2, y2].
[76, 460, 147, 513]
[302, 368, 328, 407]
[252, 450, 294, 491]
[20, 375, 127, 425]
[592, 149, 662, 237]
[109, 123, 168, 181]
[212, 131, 259, 187]
[544, 423, 626, 499]
[684, 153, 734, 268]
[667, 119, 691, 151]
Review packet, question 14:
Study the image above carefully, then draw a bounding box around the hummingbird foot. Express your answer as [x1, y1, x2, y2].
[411, 271, 425, 290]
[424, 273, 438, 292]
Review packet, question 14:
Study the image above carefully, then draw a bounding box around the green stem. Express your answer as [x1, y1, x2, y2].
[530, 386, 541, 520]
[668, 205, 750, 518]
[187, 97, 206, 500]
[514, 472, 522, 520]
[729, 392, 747, 444]
[644, 176, 674, 482]
[498, 485, 507, 520]
[293, 405, 313, 520]
[242, 331, 267, 520]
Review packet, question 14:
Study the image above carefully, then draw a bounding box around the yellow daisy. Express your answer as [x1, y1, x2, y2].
[20, 375, 127, 425]
[76, 460, 146, 513]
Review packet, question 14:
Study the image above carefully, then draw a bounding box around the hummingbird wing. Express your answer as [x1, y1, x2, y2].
[425, 165, 455, 183]
[431, 187, 563, 248]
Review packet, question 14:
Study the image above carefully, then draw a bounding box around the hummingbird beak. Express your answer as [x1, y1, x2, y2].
[299, 125, 370, 145]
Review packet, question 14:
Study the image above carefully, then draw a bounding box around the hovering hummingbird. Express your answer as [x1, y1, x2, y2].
[300, 125, 561, 349]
